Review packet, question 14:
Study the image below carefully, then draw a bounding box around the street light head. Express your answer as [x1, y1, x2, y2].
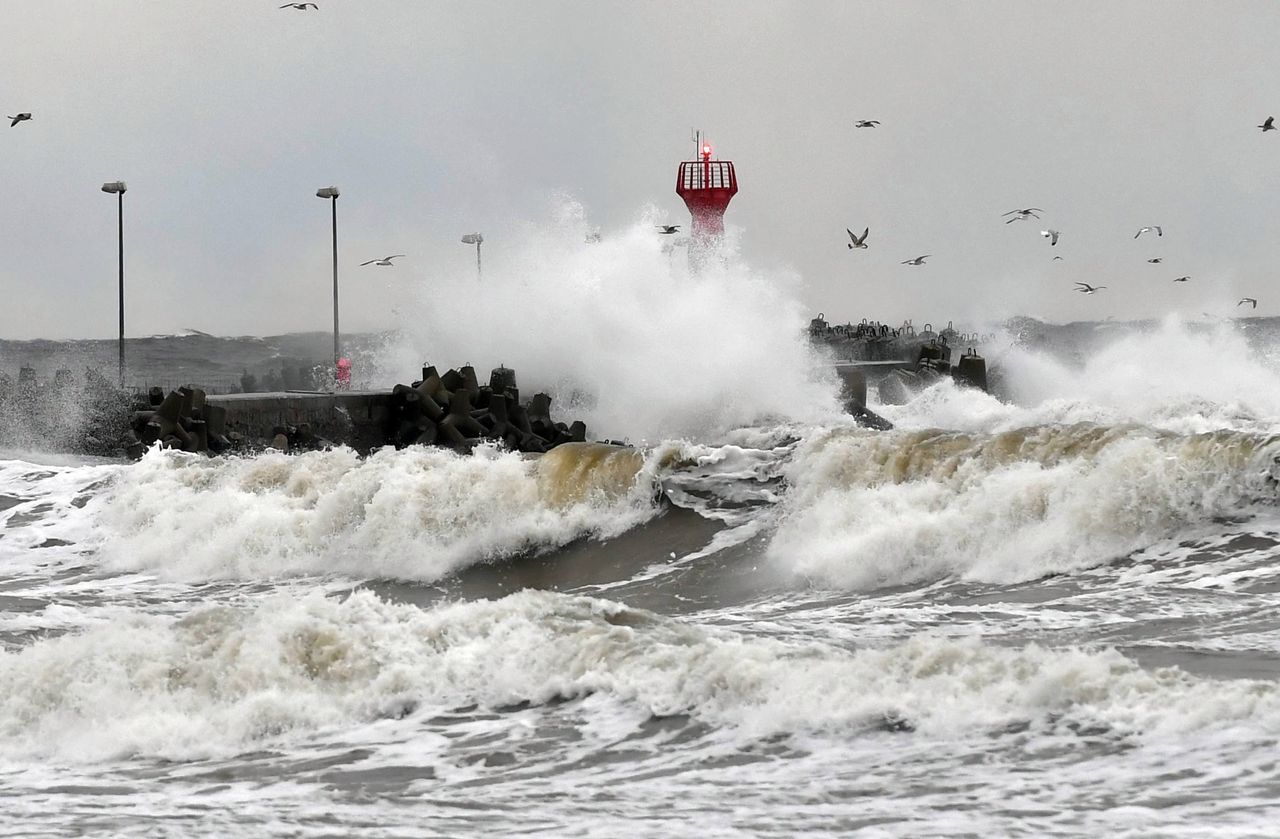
[101, 181, 127, 194]
[316, 186, 340, 199]
[461, 233, 483, 244]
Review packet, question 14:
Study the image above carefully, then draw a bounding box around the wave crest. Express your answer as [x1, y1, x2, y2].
[2, 589, 1276, 762]
[97, 444, 659, 582]
[769, 423, 1280, 589]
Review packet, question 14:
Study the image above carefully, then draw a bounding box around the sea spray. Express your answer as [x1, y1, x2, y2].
[374, 203, 842, 443]
[996, 316, 1280, 435]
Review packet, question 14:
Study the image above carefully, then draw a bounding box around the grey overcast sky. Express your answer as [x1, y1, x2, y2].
[3, 0, 1279, 339]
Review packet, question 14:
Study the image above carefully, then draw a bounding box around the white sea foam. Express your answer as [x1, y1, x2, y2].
[0, 588, 1276, 763]
[95, 444, 660, 583]
[373, 203, 842, 443]
[0, 457, 119, 564]
[769, 423, 1280, 589]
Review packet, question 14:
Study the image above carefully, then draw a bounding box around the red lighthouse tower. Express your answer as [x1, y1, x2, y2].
[676, 141, 738, 248]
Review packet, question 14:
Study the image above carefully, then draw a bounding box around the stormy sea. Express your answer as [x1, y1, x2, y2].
[4, 235, 1280, 836]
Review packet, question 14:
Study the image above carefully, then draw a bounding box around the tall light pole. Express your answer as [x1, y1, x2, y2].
[101, 181, 127, 387]
[461, 232, 483, 280]
[316, 186, 340, 380]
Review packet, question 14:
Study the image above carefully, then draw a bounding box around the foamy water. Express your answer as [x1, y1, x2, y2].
[5, 233, 1280, 835]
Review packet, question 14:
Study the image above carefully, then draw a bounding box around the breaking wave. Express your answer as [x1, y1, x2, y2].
[1, 589, 1277, 762]
[95, 444, 660, 583]
[770, 423, 1280, 589]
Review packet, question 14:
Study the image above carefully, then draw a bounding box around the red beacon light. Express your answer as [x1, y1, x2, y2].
[676, 139, 737, 242]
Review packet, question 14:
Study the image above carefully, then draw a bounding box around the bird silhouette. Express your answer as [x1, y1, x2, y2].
[1003, 208, 1042, 223]
[1134, 226, 1162, 239]
[360, 254, 405, 266]
[1173, 276, 1190, 283]
[1147, 258, 1163, 263]
[1239, 297, 1258, 308]
[1260, 117, 1276, 132]
[1040, 229, 1060, 246]
[7, 113, 31, 127]
[847, 227, 869, 249]
[854, 120, 880, 128]
[656, 225, 680, 234]
[901, 255, 930, 265]
[279, 2, 318, 8]
[1074, 282, 1106, 295]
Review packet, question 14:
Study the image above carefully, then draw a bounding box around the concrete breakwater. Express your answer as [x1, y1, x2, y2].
[4, 348, 983, 459]
[118, 364, 591, 457]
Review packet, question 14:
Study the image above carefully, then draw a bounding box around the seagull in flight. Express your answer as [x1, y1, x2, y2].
[1173, 276, 1190, 283]
[656, 225, 680, 234]
[1003, 208, 1042, 223]
[1134, 226, 1162, 239]
[1147, 258, 1163, 263]
[1260, 117, 1276, 132]
[7, 113, 31, 127]
[1239, 297, 1258, 308]
[847, 227, 869, 249]
[1040, 229, 1060, 246]
[1075, 282, 1106, 295]
[280, 2, 318, 8]
[1052, 256, 1064, 261]
[854, 120, 880, 128]
[360, 254, 405, 266]
[901, 255, 930, 265]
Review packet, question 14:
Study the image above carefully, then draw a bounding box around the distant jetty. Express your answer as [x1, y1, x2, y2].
[810, 313, 990, 408]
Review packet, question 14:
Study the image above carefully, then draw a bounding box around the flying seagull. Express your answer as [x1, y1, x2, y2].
[1075, 282, 1106, 295]
[1239, 297, 1258, 308]
[280, 2, 318, 8]
[1147, 258, 1163, 263]
[847, 227, 869, 249]
[7, 113, 31, 127]
[656, 225, 680, 234]
[1173, 276, 1190, 283]
[1260, 117, 1276, 132]
[854, 120, 880, 128]
[901, 255, 930, 265]
[1134, 226, 1162, 239]
[1052, 256, 1064, 261]
[360, 254, 405, 266]
[1003, 208, 1042, 223]
[1040, 229, 1061, 246]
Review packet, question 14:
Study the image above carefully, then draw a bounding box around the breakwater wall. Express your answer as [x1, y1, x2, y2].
[207, 391, 392, 453]
[123, 363, 592, 457]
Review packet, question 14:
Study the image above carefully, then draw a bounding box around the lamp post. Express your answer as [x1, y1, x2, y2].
[101, 181, 127, 387]
[316, 186, 340, 380]
[461, 232, 483, 280]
